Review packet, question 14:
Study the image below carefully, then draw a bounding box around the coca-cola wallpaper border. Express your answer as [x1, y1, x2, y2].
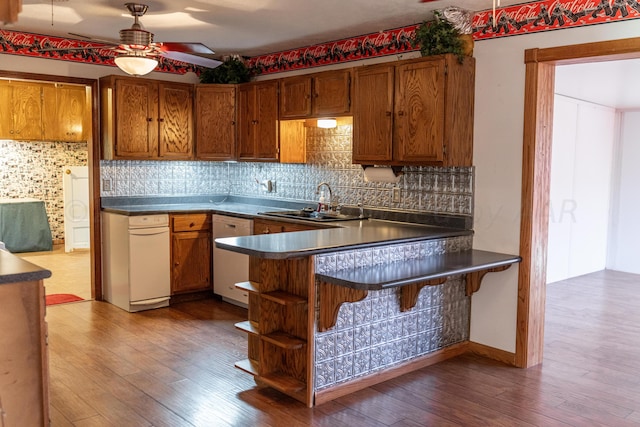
[2, 0, 639, 76]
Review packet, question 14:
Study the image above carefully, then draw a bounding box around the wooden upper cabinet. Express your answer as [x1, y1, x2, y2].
[158, 82, 193, 159]
[280, 76, 312, 118]
[195, 84, 236, 160]
[237, 80, 279, 161]
[42, 83, 88, 142]
[0, 80, 44, 141]
[312, 69, 351, 116]
[100, 75, 193, 160]
[279, 69, 352, 119]
[352, 54, 475, 167]
[352, 64, 395, 163]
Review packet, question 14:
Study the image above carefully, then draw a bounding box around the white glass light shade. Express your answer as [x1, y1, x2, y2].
[114, 55, 158, 76]
[317, 118, 337, 129]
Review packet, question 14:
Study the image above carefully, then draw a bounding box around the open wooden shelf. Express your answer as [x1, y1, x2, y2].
[235, 281, 259, 293]
[262, 331, 306, 349]
[260, 372, 306, 393]
[262, 290, 307, 305]
[235, 320, 259, 335]
[235, 358, 259, 376]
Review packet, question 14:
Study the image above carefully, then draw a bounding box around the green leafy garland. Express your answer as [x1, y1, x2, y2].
[411, 10, 464, 61]
[199, 56, 251, 84]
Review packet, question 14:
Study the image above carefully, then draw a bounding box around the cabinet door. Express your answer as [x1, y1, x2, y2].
[312, 69, 351, 116]
[236, 84, 254, 160]
[253, 81, 279, 161]
[195, 85, 236, 160]
[0, 80, 12, 138]
[393, 59, 445, 163]
[171, 231, 212, 294]
[11, 81, 43, 141]
[42, 84, 87, 142]
[280, 76, 312, 118]
[352, 64, 394, 163]
[159, 82, 193, 159]
[114, 79, 158, 158]
[238, 82, 279, 162]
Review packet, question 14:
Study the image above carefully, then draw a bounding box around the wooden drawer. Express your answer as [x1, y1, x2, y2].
[253, 218, 322, 234]
[171, 214, 211, 232]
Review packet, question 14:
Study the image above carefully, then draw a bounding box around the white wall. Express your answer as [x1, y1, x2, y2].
[546, 95, 615, 284]
[470, 21, 639, 352]
[607, 110, 640, 274]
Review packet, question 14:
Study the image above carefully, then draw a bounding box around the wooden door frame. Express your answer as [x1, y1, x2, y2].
[517, 37, 640, 367]
[0, 70, 101, 300]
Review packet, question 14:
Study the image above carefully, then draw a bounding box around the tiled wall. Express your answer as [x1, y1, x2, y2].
[0, 140, 88, 241]
[101, 124, 474, 216]
[314, 235, 472, 390]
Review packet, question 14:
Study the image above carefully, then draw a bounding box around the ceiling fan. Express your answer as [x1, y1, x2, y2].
[45, 3, 222, 76]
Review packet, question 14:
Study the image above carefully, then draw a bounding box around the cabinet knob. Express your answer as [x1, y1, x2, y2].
[189, 222, 195, 227]
[263, 227, 270, 234]
[385, 111, 392, 117]
[9, 130, 14, 134]
[65, 169, 71, 175]
[147, 118, 153, 122]
[158, 118, 164, 122]
[397, 111, 405, 116]
[231, 121, 236, 125]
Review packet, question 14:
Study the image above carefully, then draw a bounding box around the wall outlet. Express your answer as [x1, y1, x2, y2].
[260, 180, 274, 193]
[392, 187, 401, 203]
[102, 178, 112, 192]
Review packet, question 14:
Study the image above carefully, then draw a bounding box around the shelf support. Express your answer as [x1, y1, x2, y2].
[400, 278, 447, 312]
[318, 281, 367, 332]
[465, 265, 513, 296]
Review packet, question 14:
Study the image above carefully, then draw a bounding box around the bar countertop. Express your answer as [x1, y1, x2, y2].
[0, 249, 52, 285]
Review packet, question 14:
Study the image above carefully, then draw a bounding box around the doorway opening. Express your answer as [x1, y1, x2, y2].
[517, 37, 640, 368]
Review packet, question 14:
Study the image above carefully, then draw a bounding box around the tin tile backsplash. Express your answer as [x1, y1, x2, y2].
[0, 140, 88, 241]
[314, 236, 472, 390]
[101, 124, 474, 216]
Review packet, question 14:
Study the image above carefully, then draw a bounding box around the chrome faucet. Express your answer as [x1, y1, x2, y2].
[316, 182, 333, 212]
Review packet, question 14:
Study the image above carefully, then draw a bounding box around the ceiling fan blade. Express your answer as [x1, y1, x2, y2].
[68, 32, 120, 46]
[159, 42, 215, 55]
[161, 51, 222, 69]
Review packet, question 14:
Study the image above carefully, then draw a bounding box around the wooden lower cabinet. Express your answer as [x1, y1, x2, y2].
[235, 255, 315, 406]
[170, 214, 212, 294]
[0, 279, 49, 426]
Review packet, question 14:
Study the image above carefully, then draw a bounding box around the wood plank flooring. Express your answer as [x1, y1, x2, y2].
[47, 269, 640, 426]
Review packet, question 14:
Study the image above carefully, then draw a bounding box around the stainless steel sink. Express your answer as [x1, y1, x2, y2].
[259, 209, 364, 222]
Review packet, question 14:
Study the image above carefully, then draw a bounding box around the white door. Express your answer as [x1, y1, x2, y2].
[63, 165, 90, 252]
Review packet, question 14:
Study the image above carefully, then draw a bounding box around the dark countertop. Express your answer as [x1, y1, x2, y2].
[215, 220, 472, 259]
[102, 195, 473, 259]
[316, 249, 521, 290]
[0, 249, 52, 285]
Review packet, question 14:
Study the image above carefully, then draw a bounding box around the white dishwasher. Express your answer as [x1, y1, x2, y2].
[212, 214, 253, 307]
[102, 212, 171, 312]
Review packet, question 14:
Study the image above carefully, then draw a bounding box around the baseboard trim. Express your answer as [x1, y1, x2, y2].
[467, 341, 516, 366]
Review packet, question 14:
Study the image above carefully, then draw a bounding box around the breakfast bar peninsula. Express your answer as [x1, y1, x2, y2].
[215, 219, 520, 407]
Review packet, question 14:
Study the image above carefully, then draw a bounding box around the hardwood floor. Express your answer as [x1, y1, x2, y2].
[19, 245, 92, 300]
[47, 269, 640, 426]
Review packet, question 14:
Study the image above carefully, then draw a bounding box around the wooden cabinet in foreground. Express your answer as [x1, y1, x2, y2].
[170, 213, 212, 295]
[100, 76, 193, 160]
[195, 84, 237, 160]
[237, 80, 279, 162]
[353, 54, 475, 167]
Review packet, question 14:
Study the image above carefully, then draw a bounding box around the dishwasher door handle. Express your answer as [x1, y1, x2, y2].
[129, 227, 169, 236]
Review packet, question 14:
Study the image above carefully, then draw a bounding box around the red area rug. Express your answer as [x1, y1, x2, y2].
[46, 293, 84, 306]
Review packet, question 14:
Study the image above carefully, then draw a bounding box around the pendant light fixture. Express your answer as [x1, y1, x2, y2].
[114, 53, 158, 76]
